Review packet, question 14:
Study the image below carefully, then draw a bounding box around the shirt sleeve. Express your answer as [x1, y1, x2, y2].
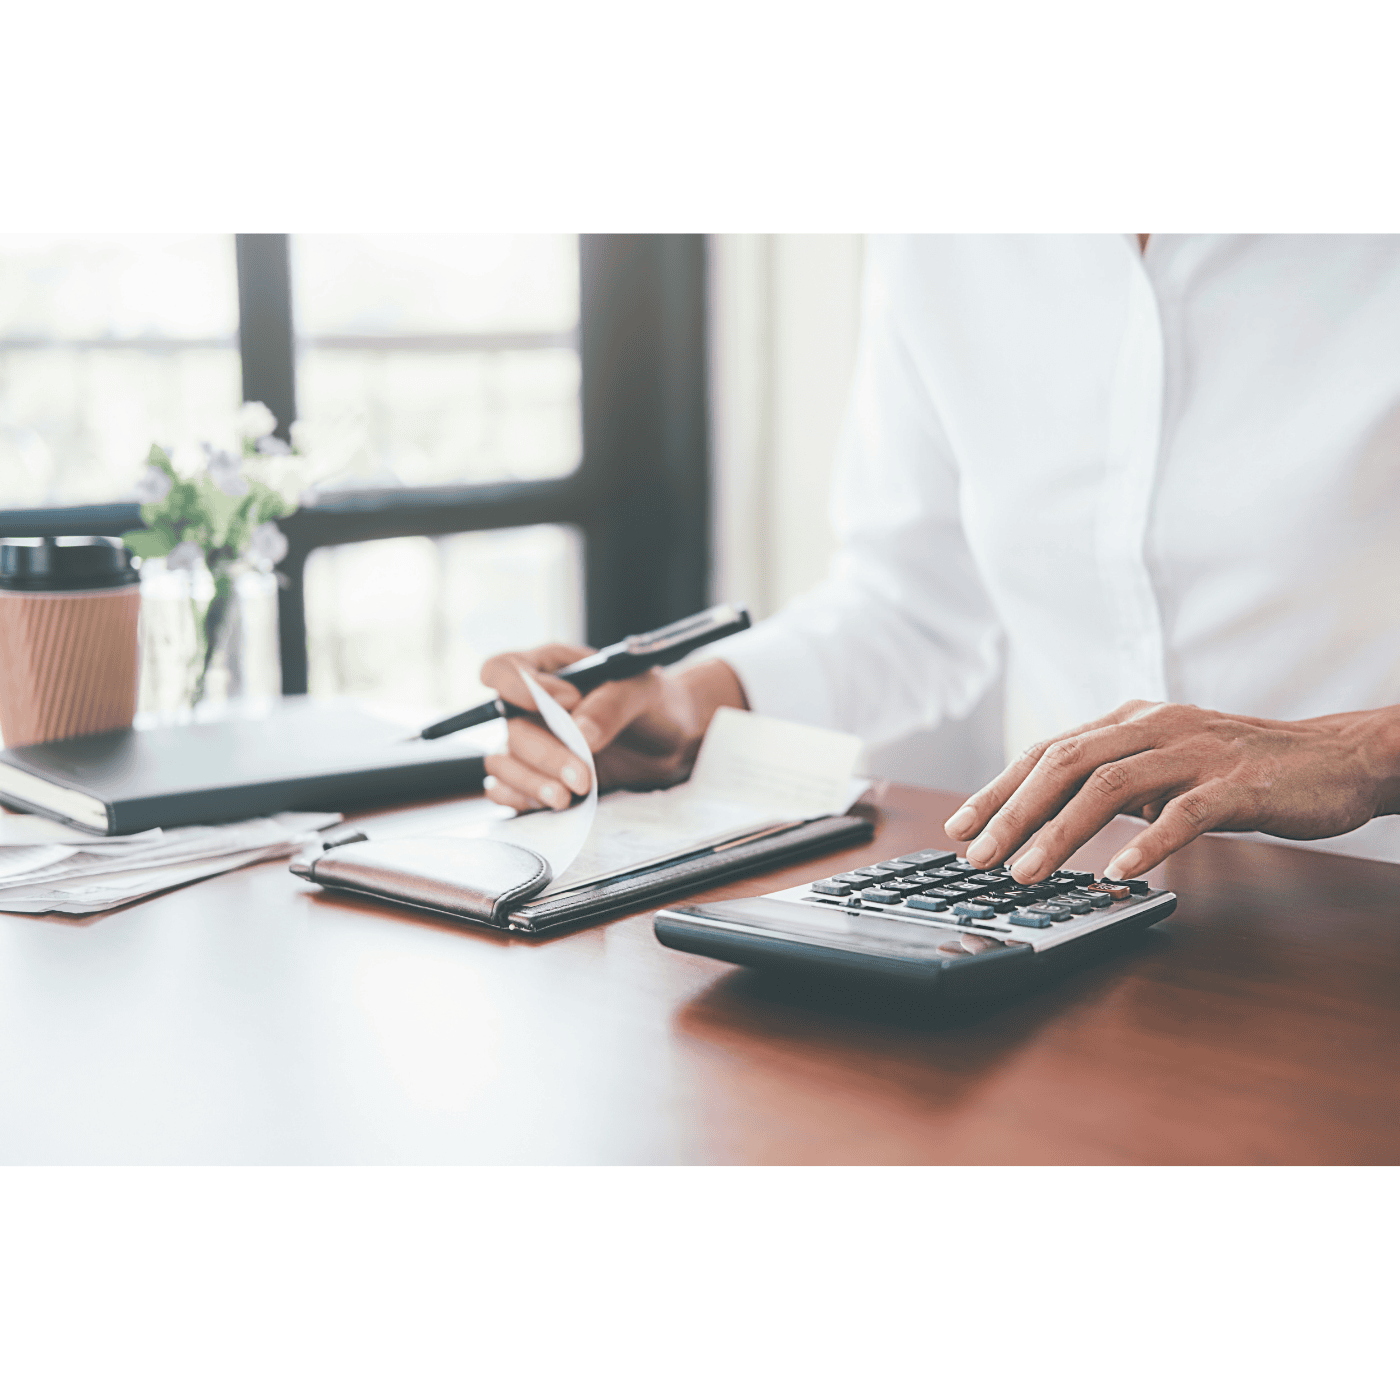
[704, 237, 1004, 747]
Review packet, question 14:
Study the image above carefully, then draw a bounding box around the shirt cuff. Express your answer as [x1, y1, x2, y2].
[696, 617, 838, 730]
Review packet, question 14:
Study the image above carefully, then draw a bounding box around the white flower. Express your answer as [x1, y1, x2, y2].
[246, 521, 289, 566]
[132, 463, 171, 504]
[254, 433, 292, 456]
[170, 442, 206, 480]
[237, 401, 278, 441]
[205, 445, 248, 497]
[167, 541, 205, 572]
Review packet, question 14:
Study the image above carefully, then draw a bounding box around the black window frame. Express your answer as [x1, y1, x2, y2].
[0, 233, 710, 694]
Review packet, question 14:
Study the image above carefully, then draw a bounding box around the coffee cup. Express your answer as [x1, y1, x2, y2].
[0, 536, 142, 748]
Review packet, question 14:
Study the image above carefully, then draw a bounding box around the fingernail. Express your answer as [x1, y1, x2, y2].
[539, 782, 561, 807]
[1105, 849, 1141, 880]
[561, 763, 587, 794]
[575, 716, 602, 750]
[966, 834, 997, 864]
[945, 805, 977, 838]
[1011, 846, 1046, 882]
[483, 775, 498, 791]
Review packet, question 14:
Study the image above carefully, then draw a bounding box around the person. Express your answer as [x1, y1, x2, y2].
[479, 235, 1400, 880]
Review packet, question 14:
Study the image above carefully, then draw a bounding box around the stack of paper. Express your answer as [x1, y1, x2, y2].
[441, 705, 869, 897]
[0, 810, 341, 915]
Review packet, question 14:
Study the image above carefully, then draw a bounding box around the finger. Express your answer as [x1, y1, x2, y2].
[999, 752, 1183, 883]
[506, 716, 593, 796]
[482, 774, 541, 812]
[569, 672, 664, 753]
[944, 698, 1161, 843]
[480, 644, 593, 710]
[483, 751, 573, 811]
[966, 721, 1167, 872]
[1103, 779, 1237, 880]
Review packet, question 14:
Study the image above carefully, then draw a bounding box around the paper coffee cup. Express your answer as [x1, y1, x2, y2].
[0, 537, 142, 748]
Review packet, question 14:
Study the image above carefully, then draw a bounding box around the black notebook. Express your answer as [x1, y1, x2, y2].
[0, 702, 488, 835]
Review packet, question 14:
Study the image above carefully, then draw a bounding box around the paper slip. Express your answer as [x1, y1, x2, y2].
[445, 706, 864, 897]
[0, 811, 341, 915]
[505, 668, 598, 886]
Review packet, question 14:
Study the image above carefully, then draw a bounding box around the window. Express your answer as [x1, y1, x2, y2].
[0, 235, 240, 507]
[0, 235, 710, 708]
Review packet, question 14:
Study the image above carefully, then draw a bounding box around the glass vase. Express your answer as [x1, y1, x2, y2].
[137, 560, 282, 722]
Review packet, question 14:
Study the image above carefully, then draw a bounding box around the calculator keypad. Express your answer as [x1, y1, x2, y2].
[782, 846, 1168, 958]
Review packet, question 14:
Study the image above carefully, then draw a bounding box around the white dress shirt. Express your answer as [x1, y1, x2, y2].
[712, 235, 1400, 862]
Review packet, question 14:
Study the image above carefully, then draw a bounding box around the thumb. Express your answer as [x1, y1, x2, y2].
[569, 674, 660, 752]
[480, 653, 582, 711]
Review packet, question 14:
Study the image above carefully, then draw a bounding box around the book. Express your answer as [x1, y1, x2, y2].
[0, 700, 488, 836]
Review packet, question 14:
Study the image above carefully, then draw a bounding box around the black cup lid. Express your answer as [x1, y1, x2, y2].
[0, 536, 140, 592]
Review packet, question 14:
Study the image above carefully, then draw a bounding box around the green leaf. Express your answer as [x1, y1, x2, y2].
[146, 443, 174, 473]
[122, 524, 177, 559]
[192, 473, 240, 547]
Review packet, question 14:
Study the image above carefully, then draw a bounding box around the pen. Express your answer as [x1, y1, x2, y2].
[414, 603, 752, 741]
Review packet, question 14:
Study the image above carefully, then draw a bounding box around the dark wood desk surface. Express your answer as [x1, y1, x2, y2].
[1, 783, 1396, 1164]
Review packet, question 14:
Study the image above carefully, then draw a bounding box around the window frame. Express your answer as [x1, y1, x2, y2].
[0, 233, 711, 694]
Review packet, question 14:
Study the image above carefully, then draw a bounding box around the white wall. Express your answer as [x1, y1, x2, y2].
[708, 234, 1006, 794]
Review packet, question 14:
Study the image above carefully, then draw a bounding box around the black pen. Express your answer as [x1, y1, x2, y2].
[413, 603, 751, 741]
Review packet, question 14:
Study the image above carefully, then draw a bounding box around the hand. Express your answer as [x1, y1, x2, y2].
[943, 699, 1400, 884]
[478, 645, 748, 812]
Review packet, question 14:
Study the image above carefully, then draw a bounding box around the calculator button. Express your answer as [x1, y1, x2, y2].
[861, 889, 905, 904]
[906, 894, 949, 912]
[1029, 903, 1072, 921]
[1073, 890, 1113, 908]
[950, 903, 996, 920]
[876, 860, 921, 874]
[904, 849, 957, 868]
[810, 880, 853, 896]
[832, 872, 878, 889]
[1060, 871, 1095, 884]
[1009, 912, 1053, 929]
[1084, 882, 1132, 900]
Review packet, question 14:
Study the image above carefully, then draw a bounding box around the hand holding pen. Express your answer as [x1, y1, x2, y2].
[441, 604, 752, 812]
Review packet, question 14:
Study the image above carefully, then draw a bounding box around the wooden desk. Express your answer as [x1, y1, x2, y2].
[1, 784, 1395, 1164]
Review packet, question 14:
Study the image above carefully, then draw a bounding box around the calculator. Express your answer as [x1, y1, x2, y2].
[653, 847, 1177, 1006]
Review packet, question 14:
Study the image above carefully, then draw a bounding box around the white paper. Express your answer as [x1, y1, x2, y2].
[446, 705, 862, 899]
[0, 811, 341, 915]
[481, 668, 598, 889]
[0, 812, 167, 847]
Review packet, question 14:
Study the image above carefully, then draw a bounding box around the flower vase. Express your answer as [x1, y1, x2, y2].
[138, 560, 282, 721]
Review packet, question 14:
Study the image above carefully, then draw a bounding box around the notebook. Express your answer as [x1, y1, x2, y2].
[0, 700, 489, 836]
[291, 691, 876, 934]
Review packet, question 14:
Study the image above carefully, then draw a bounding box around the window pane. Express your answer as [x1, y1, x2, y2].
[293, 235, 578, 336]
[291, 236, 582, 489]
[304, 526, 584, 714]
[297, 348, 580, 487]
[0, 234, 240, 508]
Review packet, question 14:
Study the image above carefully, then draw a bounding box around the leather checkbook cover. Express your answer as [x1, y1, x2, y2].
[292, 837, 553, 923]
[290, 815, 875, 933]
